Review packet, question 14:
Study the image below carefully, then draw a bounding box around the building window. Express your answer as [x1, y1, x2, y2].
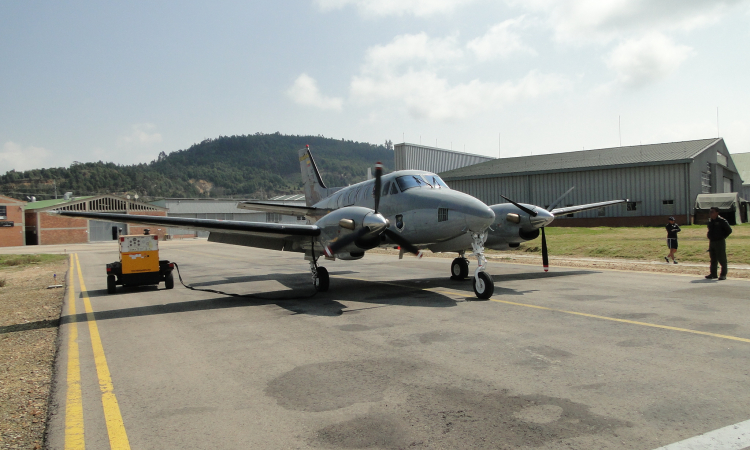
[598, 208, 605, 217]
[717, 152, 728, 167]
[701, 163, 712, 194]
[627, 202, 638, 211]
[662, 200, 674, 205]
[0, 206, 5, 220]
[266, 212, 282, 223]
[723, 177, 733, 193]
[296, 216, 305, 221]
[438, 208, 449, 222]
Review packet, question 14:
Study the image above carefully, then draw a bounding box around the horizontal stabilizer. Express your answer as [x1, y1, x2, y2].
[237, 201, 327, 217]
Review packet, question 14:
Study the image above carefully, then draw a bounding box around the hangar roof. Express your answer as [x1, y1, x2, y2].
[441, 138, 721, 181]
[731, 152, 750, 185]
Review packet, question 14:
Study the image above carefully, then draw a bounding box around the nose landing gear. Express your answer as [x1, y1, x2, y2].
[470, 232, 493, 299]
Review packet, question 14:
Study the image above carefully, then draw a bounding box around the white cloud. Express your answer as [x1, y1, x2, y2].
[363, 33, 463, 73]
[118, 123, 163, 146]
[286, 73, 344, 111]
[605, 33, 693, 87]
[350, 70, 569, 120]
[315, 0, 475, 17]
[510, 0, 749, 44]
[467, 17, 535, 61]
[0, 142, 52, 172]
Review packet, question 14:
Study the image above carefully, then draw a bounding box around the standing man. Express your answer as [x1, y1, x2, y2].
[706, 206, 732, 280]
[665, 216, 680, 264]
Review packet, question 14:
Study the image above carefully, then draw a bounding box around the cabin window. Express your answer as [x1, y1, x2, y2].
[438, 208, 448, 222]
[382, 181, 391, 196]
[390, 183, 399, 195]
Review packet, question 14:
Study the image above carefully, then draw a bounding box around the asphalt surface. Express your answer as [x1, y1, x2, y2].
[18, 239, 750, 449]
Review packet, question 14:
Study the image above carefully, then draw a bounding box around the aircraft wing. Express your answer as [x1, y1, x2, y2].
[56, 211, 320, 252]
[237, 201, 329, 217]
[550, 199, 627, 216]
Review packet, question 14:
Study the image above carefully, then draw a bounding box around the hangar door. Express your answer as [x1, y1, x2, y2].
[89, 220, 128, 241]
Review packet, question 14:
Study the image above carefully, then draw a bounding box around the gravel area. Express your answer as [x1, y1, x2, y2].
[0, 259, 67, 450]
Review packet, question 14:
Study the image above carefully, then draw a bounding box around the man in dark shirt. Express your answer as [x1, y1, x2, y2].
[705, 207, 732, 280]
[665, 216, 680, 264]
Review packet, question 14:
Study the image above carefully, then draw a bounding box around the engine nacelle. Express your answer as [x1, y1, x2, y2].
[317, 206, 387, 253]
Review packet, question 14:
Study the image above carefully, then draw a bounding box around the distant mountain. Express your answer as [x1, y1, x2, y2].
[0, 133, 394, 200]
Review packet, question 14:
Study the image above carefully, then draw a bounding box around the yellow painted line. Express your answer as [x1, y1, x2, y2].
[74, 254, 131, 450]
[65, 254, 85, 450]
[334, 275, 750, 344]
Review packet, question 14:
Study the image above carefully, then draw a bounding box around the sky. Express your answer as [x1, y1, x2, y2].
[1, 0, 750, 173]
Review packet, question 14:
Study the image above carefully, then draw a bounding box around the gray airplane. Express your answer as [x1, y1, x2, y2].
[58, 145, 625, 299]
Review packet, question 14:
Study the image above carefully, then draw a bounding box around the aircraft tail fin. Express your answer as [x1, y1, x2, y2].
[299, 145, 328, 206]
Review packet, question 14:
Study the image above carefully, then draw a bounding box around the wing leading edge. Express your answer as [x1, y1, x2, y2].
[550, 199, 627, 216]
[56, 211, 320, 253]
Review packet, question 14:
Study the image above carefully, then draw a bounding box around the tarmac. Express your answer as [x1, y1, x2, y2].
[5, 239, 750, 449]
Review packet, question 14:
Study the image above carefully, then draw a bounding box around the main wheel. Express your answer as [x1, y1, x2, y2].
[164, 271, 174, 290]
[450, 257, 469, 280]
[107, 275, 117, 294]
[315, 267, 330, 292]
[473, 271, 494, 299]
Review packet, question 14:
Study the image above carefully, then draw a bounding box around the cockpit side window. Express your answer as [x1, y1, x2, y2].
[382, 181, 391, 196]
[390, 183, 399, 195]
[395, 175, 427, 191]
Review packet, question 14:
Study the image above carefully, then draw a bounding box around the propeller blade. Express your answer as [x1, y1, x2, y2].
[373, 162, 383, 214]
[547, 187, 575, 211]
[326, 227, 370, 255]
[500, 195, 538, 217]
[383, 229, 421, 256]
[541, 227, 549, 272]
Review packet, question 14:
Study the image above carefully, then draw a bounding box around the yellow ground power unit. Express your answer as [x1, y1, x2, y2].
[105, 230, 175, 294]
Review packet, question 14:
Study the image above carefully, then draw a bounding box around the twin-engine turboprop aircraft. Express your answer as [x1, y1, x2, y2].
[58, 146, 625, 299]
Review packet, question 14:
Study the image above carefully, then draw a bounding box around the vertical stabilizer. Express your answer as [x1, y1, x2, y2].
[299, 145, 328, 206]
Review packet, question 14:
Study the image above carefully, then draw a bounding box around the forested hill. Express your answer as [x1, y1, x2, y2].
[0, 133, 394, 200]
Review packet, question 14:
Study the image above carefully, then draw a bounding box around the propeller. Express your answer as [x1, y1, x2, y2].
[502, 194, 549, 272]
[501, 195, 537, 217]
[325, 162, 421, 257]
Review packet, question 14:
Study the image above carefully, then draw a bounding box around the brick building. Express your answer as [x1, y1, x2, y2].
[0, 195, 26, 247]
[24, 195, 168, 245]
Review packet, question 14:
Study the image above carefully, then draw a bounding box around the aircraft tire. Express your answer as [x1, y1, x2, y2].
[450, 258, 469, 280]
[165, 272, 174, 290]
[107, 275, 117, 294]
[316, 267, 330, 292]
[473, 272, 494, 299]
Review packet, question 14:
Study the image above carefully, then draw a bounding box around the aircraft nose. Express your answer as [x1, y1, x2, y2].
[464, 201, 495, 232]
[529, 208, 554, 228]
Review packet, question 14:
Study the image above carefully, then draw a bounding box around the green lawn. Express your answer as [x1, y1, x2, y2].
[508, 223, 750, 264]
[0, 254, 68, 269]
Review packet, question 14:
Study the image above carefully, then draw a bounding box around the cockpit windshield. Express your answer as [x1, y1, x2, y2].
[422, 174, 449, 188]
[395, 174, 450, 191]
[396, 175, 428, 191]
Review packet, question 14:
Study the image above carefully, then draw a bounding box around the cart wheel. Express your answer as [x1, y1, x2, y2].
[107, 275, 117, 294]
[165, 272, 174, 290]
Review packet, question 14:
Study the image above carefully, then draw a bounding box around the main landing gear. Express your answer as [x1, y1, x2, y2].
[450, 253, 469, 280]
[470, 232, 494, 299]
[309, 258, 329, 292]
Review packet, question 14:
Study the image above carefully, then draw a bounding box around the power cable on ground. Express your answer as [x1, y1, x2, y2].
[172, 262, 319, 300]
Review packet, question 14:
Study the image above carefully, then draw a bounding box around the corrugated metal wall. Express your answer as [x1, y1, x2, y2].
[394, 144, 494, 173]
[448, 164, 688, 218]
